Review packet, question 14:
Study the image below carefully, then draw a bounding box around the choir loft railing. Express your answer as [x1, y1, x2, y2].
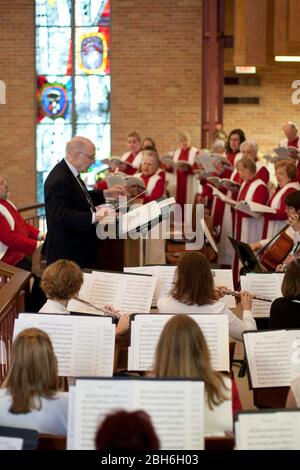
[0, 262, 31, 384]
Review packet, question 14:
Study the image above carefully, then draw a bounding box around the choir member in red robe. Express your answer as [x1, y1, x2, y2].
[225, 128, 246, 167]
[119, 131, 143, 175]
[280, 122, 300, 182]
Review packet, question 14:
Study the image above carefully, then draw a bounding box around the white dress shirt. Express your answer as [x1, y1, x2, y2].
[39, 299, 70, 315]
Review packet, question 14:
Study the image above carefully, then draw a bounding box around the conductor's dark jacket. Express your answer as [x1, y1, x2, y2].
[44, 159, 105, 268]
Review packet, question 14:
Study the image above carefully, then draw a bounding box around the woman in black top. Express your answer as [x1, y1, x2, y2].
[269, 259, 300, 329]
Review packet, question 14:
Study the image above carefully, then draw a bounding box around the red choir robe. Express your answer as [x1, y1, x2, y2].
[261, 181, 300, 240]
[136, 171, 165, 203]
[174, 147, 199, 208]
[0, 199, 39, 266]
[120, 151, 143, 175]
[280, 136, 300, 183]
[233, 178, 269, 286]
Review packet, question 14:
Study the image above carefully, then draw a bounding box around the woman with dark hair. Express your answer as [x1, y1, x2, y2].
[152, 315, 241, 433]
[226, 128, 246, 166]
[269, 259, 300, 329]
[95, 410, 160, 450]
[157, 252, 256, 341]
[0, 328, 68, 434]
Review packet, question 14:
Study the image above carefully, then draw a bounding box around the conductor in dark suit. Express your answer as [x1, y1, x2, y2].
[44, 136, 126, 268]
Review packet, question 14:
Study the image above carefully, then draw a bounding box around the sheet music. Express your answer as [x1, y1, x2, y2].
[66, 386, 76, 451]
[198, 153, 215, 173]
[200, 218, 218, 253]
[236, 411, 300, 450]
[0, 436, 23, 450]
[211, 269, 235, 309]
[69, 378, 204, 450]
[244, 330, 292, 387]
[14, 314, 115, 377]
[124, 266, 176, 306]
[119, 200, 161, 234]
[68, 271, 156, 314]
[287, 329, 300, 378]
[241, 273, 284, 317]
[209, 185, 237, 206]
[128, 314, 229, 372]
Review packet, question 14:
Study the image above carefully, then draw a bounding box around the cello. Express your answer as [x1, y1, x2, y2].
[257, 224, 294, 271]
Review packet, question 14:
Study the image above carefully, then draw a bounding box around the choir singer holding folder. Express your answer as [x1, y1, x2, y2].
[44, 137, 126, 269]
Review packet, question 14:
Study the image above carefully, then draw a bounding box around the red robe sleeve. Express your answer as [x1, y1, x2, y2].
[0, 214, 37, 255]
[143, 178, 165, 204]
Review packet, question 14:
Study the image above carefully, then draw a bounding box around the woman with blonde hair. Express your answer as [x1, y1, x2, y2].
[0, 328, 68, 434]
[157, 252, 256, 341]
[152, 315, 241, 432]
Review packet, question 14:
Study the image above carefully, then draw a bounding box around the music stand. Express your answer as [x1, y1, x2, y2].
[0, 426, 39, 450]
[228, 236, 265, 273]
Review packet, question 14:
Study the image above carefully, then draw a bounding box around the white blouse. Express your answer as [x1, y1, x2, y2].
[0, 390, 68, 435]
[39, 299, 70, 314]
[157, 295, 256, 341]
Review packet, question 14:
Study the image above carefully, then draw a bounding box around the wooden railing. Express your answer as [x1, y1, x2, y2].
[19, 202, 46, 233]
[0, 262, 31, 384]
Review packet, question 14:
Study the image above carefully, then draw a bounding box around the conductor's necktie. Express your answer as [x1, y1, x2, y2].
[76, 174, 96, 212]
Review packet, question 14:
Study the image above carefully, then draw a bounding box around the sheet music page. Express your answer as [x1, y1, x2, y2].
[198, 153, 215, 173]
[0, 437, 23, 450]
[128, 314, 229, 372]
[234, 201, 260, 218]
[236, 411, 300, 450]
[241, 273, 284, 318]
[134, 379, 204, 450]
[247, 201, 276, 214]
[244, 330, 292, 387]
[119, 200, 161, 234]
[287, 330, 300, 379]
[67, 386, 77, 450]
[209, 185, 237, 206]
[124, 266, 176, 306]
[15, 314, 115, 377]
[69, 271, 156, 314]
[211, 269, 235, 309]
[72, 378, 204, 450]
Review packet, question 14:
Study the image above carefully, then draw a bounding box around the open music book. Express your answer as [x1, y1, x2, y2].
[118, 197, 176, 235]
[273, 146, 300, 160]
[207, 176, 241, 192]
[67, 271, 156, 314]
[210, 186, 276, 217]
[235, 410, 300, 450]
[106, 172, 146, 189]
[67, 378, 205, 450]
[128, 314, 229, 372]
[243, 329, 300, 388]
[101, 156, 134, 169]
[14, 313, 116, 377]
[196, 152, 216, 173]
[240, 273, 284, 318]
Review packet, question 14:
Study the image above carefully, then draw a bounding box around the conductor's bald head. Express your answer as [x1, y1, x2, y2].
[65, 136, 96, 173]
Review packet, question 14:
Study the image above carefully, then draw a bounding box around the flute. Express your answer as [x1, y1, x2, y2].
[72, 297, 119, 316]
[224, 290, 272, 303]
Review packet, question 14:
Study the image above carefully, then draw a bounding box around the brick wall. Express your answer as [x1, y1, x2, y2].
[0, 0, 35, 207]
[0, 0, 202, 205]
[224, 62, 300, 154]
[111, 0, 203, 156]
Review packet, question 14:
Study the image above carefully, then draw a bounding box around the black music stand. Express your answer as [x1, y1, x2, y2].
[228, 236, 265, 273]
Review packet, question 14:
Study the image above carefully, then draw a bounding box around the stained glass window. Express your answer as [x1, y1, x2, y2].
[36, 0, 111, 201]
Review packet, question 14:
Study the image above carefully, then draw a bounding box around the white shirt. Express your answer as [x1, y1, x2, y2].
[39, 299, 70, 315]
[205, 377, 233, 434]
[157, 295, 256, 341]
[0, 390, 68, 435]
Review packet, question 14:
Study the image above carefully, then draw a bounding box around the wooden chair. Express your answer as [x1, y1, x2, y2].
[253, 387, 289, 409]
[37, 434, 66, 450]
[205, 433, 235, 450]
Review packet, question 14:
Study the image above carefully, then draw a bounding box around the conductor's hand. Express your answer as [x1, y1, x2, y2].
[104, 184, 127, 199]
[240, 291, 253, 311]
[95, 205, 116, 223]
